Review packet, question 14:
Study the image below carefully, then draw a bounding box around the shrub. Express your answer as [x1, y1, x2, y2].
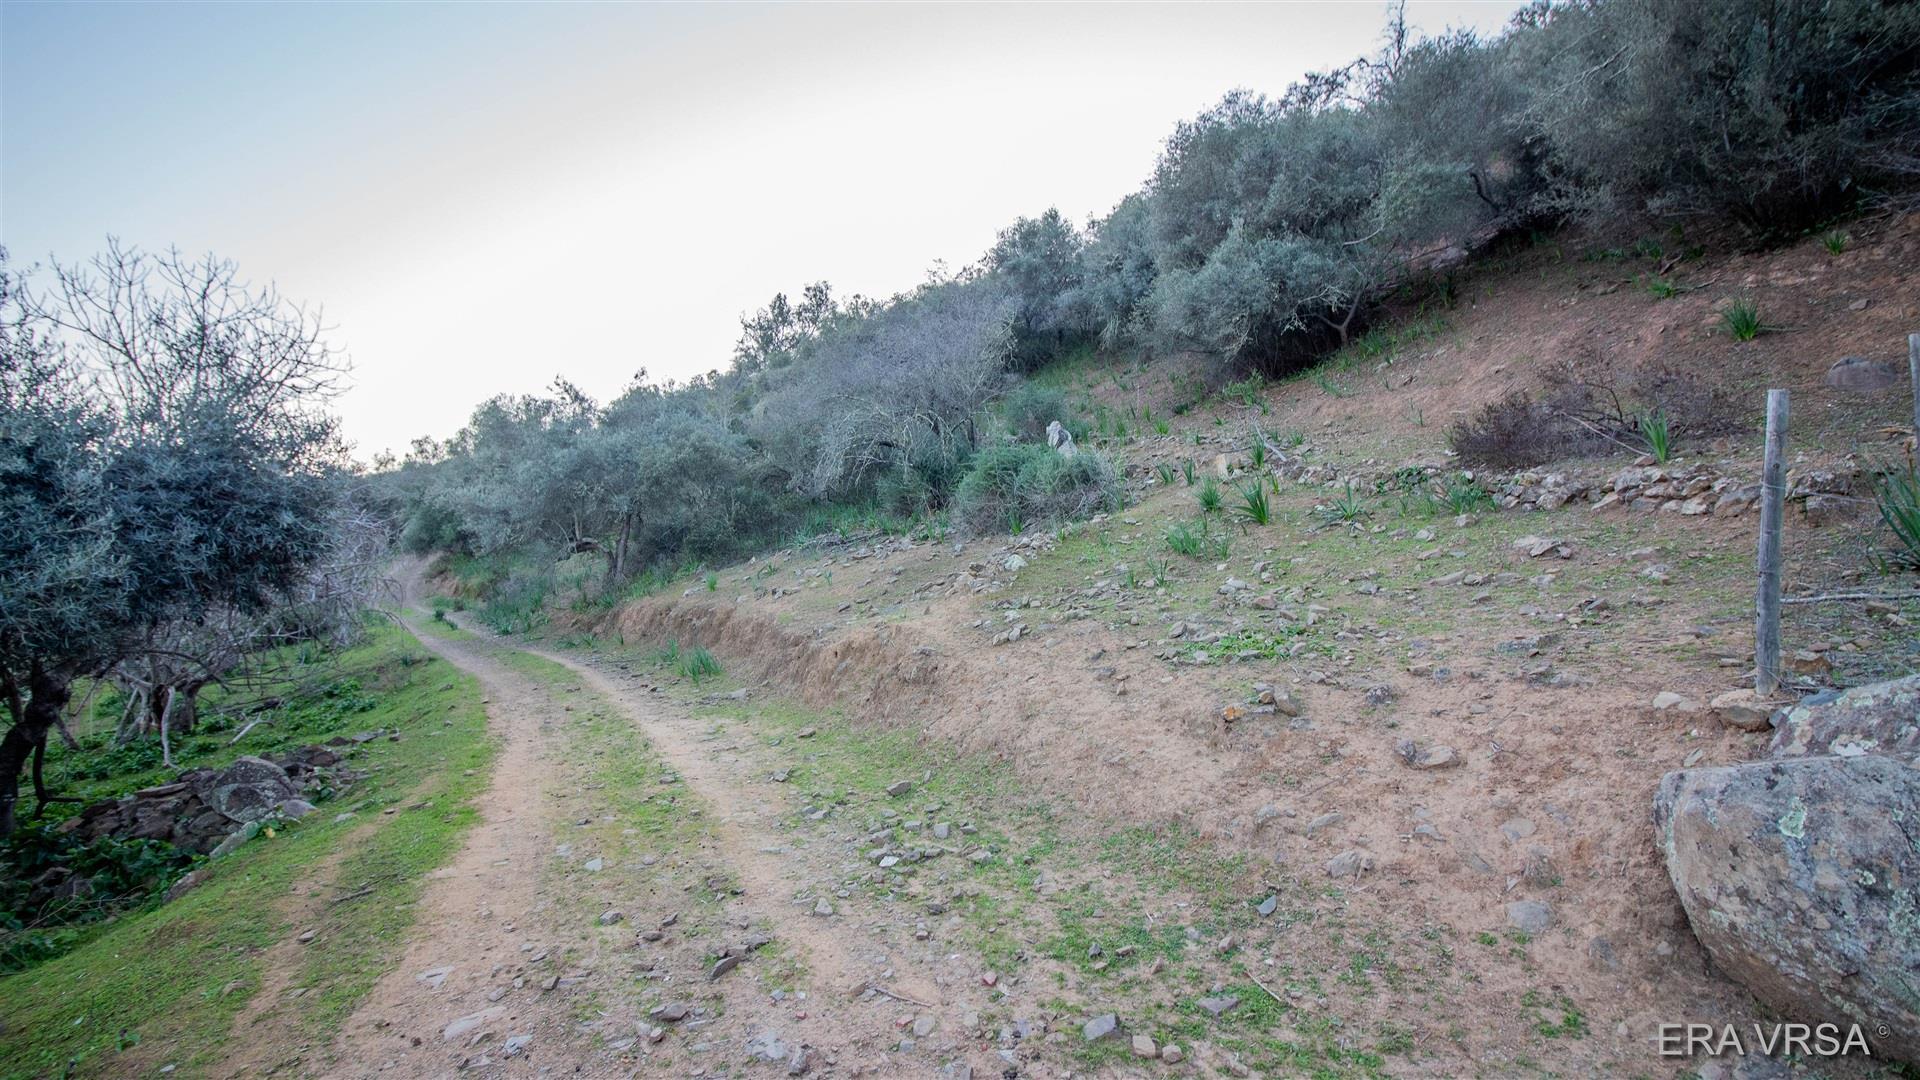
[1, 822, 200, 971]
[477, 566, 551, 635]
[1523, 0, 1920, 233]
[1448, 392, 1581, 469]
[1820, 230, 1850, 255]
[1449, 365, 1738, 469]
[999, 382, 1075, 443]
[952, 445, 1121, 536]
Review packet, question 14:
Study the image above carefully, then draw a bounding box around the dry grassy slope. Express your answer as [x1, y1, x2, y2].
[569, 219, 1918, 1074]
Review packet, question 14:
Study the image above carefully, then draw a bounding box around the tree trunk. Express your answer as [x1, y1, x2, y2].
[606, 510, 635, 587]
[0, 664, 71, 837]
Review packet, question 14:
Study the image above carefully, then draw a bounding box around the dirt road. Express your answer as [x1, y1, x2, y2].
[311, 598, 1003, 1078]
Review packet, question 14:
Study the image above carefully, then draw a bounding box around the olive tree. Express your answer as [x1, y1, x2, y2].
[0, 244, 343, 834]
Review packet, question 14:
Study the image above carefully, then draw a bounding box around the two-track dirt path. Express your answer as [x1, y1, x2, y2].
[288, 580, 995, 1079]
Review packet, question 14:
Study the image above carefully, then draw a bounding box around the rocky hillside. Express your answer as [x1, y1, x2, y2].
[503, 213, 1920, 1074]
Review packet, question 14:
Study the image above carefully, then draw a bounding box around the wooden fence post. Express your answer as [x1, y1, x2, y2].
[1909, 333, 1919, 451]
[1755, 389, 1789, 696]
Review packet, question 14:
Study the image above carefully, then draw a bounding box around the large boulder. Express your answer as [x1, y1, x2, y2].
[201, 755, 296, 823]
[1823, 355, 1903, 393]
[1655, 756, 1920, 1062]
[1769, 674, 1920, 767]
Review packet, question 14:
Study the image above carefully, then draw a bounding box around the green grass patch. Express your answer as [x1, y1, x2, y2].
[0, 623, 494, 1079]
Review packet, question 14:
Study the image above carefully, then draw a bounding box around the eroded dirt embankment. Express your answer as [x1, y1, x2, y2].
[576, 576, 1768, 1061]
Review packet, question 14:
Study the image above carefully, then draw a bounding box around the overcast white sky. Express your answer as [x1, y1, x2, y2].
[2, 1, 1525, 459]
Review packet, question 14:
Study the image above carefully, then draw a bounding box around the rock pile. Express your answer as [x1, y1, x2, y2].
[1655, 672, 1920, 1063]
[60, 744, 354, 855]
[1495, 460, 1864, 523]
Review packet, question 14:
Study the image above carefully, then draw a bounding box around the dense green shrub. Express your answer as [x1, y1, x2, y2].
[998, 383, 1076, 443]
[1, 821, 200, 971]
[1519, 0, 1920, 233]
[953, 444, 1121, 535]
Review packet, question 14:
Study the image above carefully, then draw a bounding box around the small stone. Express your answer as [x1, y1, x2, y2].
[1082, 1014, 1119, 1042]
[416, 965, 454, 989]
[1506, 900, 1553, 934]
[813, 899, 834, 917]
[1160, 1043, 1185, 1063]
[1651, 691, 1695, 712]
[1132, 1034, 1157, 1058]
[1326, 849, 1373, 878]
[442, 1007, 506, 1043]
[599, 910, 623, 925]
[1198, 995, 1240, 1017]
[885, 780, 913, 797]
[912, 1015, 936, 1037]
[1256, 894, 1278, 917]
[1709, 689, 1783, 733]
[1305, 811, 1343, 836]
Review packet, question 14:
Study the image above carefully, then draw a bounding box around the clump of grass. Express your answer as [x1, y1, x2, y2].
[1196, 477, 1222, 515]
[1643, 276, 1682, 299]
[704, 571, 719, 592]
[1637, 409, 1673, 464]
[1165, 518, 1229, 559]
[1819, 229, 1849, 255]
[675, 646, 722, 684]
[1233, 483, 1272, 526]
[1311, 369, 1351, 398]
[1443, 473, 1493, 514]
[1247, 438, 1268, 471]
[1180, 459, 1196, 486]
[1719, 297, 1769, 341]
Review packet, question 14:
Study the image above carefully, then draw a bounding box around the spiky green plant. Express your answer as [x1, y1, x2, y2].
[1197, 477, 1222, 515]
[1720, 298, 1766, 341]
[1181, 459, 1197, 486]
[677, 645, 722, 683]
[1314, 482, 1369, 524]
[1165, 520, 1204, 557]
[1876, 465, 1920, 567]
[1820, 230, 1849, 255]
[1637, 409, 1673, 464]
[1443, 474, 1493, 514]
[1233, 483, 1272, 525]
